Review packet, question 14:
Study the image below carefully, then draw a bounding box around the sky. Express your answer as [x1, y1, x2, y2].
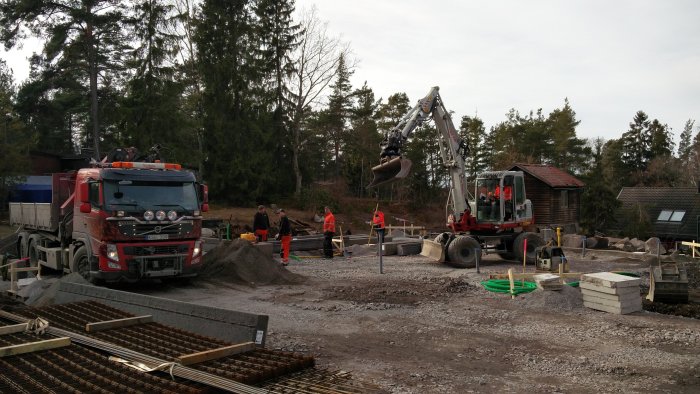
[293, 0, 700, 146]
[1, 1, 698, 146]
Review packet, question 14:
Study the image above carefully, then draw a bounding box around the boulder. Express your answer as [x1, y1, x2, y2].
[645, 237, 666, 255]
[562, 234, 583, 248]
[588, 236, 609, 249]
[613, 240, 634, 252]
[629, 238, 646, 252]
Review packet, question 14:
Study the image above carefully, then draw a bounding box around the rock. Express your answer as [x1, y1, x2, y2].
[202, 228, 216, 237]
[562, 234, 583, 248]
[588, 236, 609, 249]
[629, 238, 646, 251]
[585, 237, 598, 249]
[613, 240, 634, 252]
[645, 237, 666, 254]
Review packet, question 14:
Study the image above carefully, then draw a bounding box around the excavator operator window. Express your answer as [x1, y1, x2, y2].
[476, 178, 499, 222]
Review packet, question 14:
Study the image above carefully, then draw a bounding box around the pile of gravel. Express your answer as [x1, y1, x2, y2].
[344, 244, 376, 257]
[198, 239, 306, 286]
[514, 284, 583, 311]
[23, 273, 91, 307]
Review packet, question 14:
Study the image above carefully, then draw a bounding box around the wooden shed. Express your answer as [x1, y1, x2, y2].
[508, 164, 585, 232]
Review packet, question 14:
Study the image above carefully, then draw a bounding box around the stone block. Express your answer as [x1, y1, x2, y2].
[583, 299, 642, 315]
[579, 282, 640, 295]
[396, 242, 422, 256]
[581, 272, 641, 288]
[581, 289, 642, 303]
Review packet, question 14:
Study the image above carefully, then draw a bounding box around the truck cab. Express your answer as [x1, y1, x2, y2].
[13, 159, 208, 283]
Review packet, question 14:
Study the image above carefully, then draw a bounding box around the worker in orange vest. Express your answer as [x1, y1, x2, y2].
[276, 209, 291, 265]
[372, 209, 385, 243]
[322, 206, 336, 258]
[253, 205, 270, 242]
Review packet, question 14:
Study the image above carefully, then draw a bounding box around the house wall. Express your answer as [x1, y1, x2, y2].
[523, 174, 581, 230]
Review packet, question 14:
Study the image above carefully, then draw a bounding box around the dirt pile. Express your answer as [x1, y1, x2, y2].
[514, 284, 583, 311]
[198, 239, 305, 286]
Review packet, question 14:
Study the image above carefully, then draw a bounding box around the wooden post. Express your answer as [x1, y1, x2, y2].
[508, 268, 515, 299]
[367, 203, 379, 245]
[522, 238, 527, 286]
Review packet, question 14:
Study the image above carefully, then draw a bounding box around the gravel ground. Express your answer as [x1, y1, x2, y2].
[105, 251, 700, 393]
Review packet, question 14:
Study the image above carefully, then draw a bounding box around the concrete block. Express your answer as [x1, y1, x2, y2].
[396, 242, 422, 256]
[584, 300, 642, 315]
[583, 294, 642, 309]
[54, 282, 269, 346]
[581, 272, 641, 288]
[380, 242, 398, 256]
[579, 282, 640, 296]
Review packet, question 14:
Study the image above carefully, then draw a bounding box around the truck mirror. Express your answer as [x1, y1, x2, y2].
[79, 182, 90, 203]
[79, 202, 91, 213]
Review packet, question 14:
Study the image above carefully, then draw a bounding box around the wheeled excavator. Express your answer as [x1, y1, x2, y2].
[369, 86, 544, 268]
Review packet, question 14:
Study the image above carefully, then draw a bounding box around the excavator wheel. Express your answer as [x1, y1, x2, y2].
[446, 236, 481, 268]
[513, 232, 545, 265]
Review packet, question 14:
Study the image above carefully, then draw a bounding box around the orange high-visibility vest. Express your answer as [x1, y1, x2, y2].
[373, 211, 385, 229]
[323, 212, 336, 233]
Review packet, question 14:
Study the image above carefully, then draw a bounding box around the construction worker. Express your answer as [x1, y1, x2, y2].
[322, 206, 335, 258]
[277, 209, 291, 265]
[253, 205, 270, 242]
[373, 209, 385, 243]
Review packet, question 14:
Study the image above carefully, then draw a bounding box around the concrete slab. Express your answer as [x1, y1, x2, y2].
[53, 282, 268, 346]
[583, 300, 642, 315]
[579, 282, 640, 296]
[581, 272, 641, 288]
[396, 242, 422, 256]
[380, 242, 398, 256]
[581, 289, 642, 303]
[583, 294, 642, 309]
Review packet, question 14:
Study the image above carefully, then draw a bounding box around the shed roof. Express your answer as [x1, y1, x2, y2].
[617, 187, 700, 239]
[509, 164, 585, 188]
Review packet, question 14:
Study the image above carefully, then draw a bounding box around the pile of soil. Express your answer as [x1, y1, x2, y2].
[643, 300, 700, 319]
[198, 239, 306, 286]
[514, 285, 583, 311]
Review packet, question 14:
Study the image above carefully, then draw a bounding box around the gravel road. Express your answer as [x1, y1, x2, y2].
[134, 250, 700, 393]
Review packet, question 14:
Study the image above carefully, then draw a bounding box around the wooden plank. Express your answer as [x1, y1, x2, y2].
[489, 272, 583, 280]
[0, 323, 28, 336]
[85, 315, 153, 333]
[176, 342, 256, 366]
[508, 268, 515, 299]
[8, 267, 40, 273]
[0, 337, 71, 358]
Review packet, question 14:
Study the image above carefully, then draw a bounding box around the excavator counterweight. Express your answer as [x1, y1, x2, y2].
[368, 157, 413, 188]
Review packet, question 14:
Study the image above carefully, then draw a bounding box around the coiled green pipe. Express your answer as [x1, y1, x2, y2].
[480, 279, 537, 295]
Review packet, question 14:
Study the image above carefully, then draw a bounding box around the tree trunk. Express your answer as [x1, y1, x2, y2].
[87, 23, 101, 161]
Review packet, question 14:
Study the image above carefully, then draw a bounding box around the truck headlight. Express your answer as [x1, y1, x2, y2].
[156, 210, 166, 221]
[167, 210, 177, 221]
[107, 244, 119, 261]
[193, 240, 202, 257]
[144, 210, 155, 221]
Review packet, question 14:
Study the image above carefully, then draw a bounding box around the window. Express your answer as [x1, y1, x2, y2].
[88, 182, 101, 207]
[657, 210, 685, 222]
[560, 190, 568, 208]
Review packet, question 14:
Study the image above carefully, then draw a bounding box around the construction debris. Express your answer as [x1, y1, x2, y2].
[581, 272, 642, 314]
[533, 273, 563, 291]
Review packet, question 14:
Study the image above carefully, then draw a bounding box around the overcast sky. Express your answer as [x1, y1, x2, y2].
[1, 1, 698, 147]
[295, 0, 700, 146]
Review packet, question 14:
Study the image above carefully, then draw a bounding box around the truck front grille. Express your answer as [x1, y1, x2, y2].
[123, 245, 188, 256]
[118, 221, 194, 237]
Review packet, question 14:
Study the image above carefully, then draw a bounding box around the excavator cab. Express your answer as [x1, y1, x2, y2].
[368, 157, 413, 188]
[474, 172, 530, 225]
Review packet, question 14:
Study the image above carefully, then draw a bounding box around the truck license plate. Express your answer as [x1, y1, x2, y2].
[146, 234, 169, 240]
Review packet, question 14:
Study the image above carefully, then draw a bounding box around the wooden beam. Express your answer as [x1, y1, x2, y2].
[85, 315, 153, 333]
[0, 337, 71, 358]
[176, 342, 256, 366]
[8, 267, 41, 273]
[0, 323, 28, 336]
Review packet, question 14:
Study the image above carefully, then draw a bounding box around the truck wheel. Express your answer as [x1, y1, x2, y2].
[513, 232, 544, 265]
[72, 247, 92, 282]
[446, 236, 481, 268]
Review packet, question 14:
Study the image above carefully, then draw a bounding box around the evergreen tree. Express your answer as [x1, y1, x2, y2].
[1, 0, 128, 159]
[677, 119, 694, 162]
[344, 82, 381, 196]
[647, 119, 673, 158]
[459, 114, 488, 182]
[325, 53, 354, 176]
[546, 98, 590, 174]
[620, 111, 651, 172]
[376, 92, 410, 133]
[580, 138, 619, 234]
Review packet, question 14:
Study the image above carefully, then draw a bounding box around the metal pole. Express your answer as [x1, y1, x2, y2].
[377, 232, 384, 274]
[475, 247, 481, 274]
[582, 236, 586, 257]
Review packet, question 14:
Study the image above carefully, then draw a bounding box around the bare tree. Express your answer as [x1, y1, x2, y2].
[288, 6, 354, 196]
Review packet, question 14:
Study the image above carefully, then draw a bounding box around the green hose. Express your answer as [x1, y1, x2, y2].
[480, 279, 537, 296]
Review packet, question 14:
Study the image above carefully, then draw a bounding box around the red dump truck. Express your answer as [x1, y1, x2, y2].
[10, 158, 208, 283]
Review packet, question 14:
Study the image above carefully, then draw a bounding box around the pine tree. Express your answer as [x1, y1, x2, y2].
[546, 98, 590, 174]
[0, 0, 128, 159]
[377, 92, 410, 133]
[459, 114, 488, 182]
[344, 82, 381, 196]
[580, 138, 619, 234]
[677, 119, 695, 162]
[647, 119, 673, 158]
[325, 54, 354, 176]
[621, 111, 651, 172]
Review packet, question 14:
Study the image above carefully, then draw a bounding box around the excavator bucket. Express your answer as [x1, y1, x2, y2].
[368, 157, 413, 188]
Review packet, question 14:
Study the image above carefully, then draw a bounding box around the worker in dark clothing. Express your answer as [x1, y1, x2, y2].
[253, 205, 270, 242]
[322, 206, 335, 258]
[277, 209, 291, 265]
[372, 209, 385, 243]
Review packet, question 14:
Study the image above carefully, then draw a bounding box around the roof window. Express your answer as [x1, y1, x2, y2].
[657, 210, 685, 222]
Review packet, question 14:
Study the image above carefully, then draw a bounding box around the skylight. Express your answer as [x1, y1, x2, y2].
[657, 210, 685, 222]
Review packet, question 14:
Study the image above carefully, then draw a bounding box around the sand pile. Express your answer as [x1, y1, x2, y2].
[515, 284, 583, 311]
[23, 272, 91, 307]
[198, 239, 305, 286]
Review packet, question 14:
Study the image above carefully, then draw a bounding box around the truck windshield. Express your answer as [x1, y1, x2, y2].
[103, 180, 199, 213]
